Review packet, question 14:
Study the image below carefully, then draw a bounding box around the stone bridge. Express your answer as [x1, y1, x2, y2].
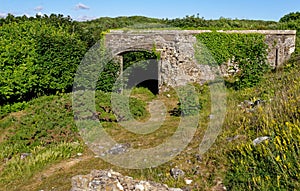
[104, 30, 296, 92]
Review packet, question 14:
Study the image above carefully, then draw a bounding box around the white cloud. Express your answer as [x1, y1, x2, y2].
[34, 6, 43, 12]
[75, 3, 90, 10]
[76, 15, 96, 21]
[0, 12, 7, 18]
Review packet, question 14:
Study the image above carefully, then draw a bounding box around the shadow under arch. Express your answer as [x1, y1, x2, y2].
[115, 48, 160, 95]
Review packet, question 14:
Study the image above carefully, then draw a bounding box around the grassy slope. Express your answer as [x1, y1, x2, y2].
[0, 62, 299, 190]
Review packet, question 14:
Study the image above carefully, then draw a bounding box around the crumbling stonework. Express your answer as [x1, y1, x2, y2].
[104, 30, 296, 91]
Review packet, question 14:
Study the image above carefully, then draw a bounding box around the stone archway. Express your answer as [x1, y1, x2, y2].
[104, 31, 205, 92]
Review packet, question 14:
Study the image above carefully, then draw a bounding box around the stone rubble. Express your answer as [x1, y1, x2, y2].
[71, 169, 183, 191]
[237, 99, 266, 113]
[107, 143, 130, 155]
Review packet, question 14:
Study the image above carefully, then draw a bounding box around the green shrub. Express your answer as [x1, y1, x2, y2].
[0, 19, 87, 105]
[169, 85, 203, 116]
[107, 92, 148, 121]
[279, 12, 300, 23]
[73, 90, 148, 122]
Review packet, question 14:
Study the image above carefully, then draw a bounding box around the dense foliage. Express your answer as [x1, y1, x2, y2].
[73, 90, 148, 122]
[0, 15, 88, 105]
[164, 15, 278, 30]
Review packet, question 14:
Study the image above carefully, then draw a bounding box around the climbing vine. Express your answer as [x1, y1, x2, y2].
[195, 32, 271, 89]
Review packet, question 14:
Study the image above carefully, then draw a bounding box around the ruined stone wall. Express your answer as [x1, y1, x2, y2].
[105, 30, 296, 91]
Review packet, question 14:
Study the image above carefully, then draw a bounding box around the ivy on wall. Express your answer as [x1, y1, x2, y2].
[195, 32, 271, 89]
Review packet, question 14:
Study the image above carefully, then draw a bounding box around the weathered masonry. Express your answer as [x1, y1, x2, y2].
[104, 30, 296, 91]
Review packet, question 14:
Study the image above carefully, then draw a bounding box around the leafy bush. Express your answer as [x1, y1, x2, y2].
[169, 85, 203, 116]
[111, 93, 148, 121]
[0, 18, 87, 105]
[34, 24, 87, 94]
[279, 12, 300, 23]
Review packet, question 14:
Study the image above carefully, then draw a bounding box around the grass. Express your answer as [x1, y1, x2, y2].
[0, 60, 299, 190]
[222, 64, 300, 190]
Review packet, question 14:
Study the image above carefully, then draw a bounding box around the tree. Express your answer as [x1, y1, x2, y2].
[279, 12, 300, 22]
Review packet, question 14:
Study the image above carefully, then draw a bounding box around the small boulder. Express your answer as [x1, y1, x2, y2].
[107, 143, 130, 155]
[170, 167, 185, 179]
[253, 136, 270, 146]
[20, 153, 31, 160]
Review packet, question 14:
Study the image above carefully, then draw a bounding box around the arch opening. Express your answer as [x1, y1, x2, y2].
[119, 50, 159, 95]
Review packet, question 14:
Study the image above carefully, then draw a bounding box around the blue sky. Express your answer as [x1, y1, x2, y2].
[0, 0, 299, 21]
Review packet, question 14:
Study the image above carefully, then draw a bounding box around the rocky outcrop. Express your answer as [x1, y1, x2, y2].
[71, 169, 183, 191]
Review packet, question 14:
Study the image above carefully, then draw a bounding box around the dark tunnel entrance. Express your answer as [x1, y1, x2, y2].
[120, 51, 159, 95]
